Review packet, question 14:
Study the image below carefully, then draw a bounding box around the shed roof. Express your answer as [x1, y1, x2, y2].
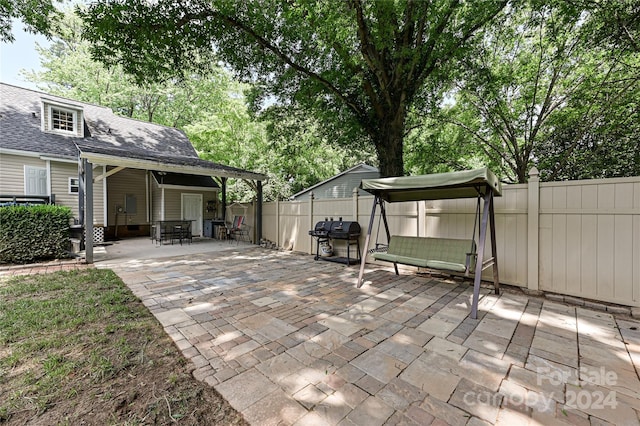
[290, 163, 379, 199]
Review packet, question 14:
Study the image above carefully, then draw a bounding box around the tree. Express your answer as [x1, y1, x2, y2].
[439, 2, 639, 183]
[569, 0, 640, 53]
[79, 0, 508, 177]
[403, 112, 494, 176]
[24, 11, 234, 130]
[259, 105, 376, 195]
[27, 9, 370, 201]
[0, 0, 62, 42]
[536, 54, 640, 180]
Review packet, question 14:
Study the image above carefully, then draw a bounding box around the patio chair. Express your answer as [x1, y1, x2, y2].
[226, 215, 249, 244]
[176, 221, 192, 245]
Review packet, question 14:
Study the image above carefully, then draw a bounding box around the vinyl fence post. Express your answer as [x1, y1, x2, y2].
[527, 167, 540, 291]
[276, 198, 280, 248]
[352, 187, 359, 221]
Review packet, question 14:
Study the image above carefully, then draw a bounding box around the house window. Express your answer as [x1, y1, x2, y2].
[48, 105, 77, 134]
[69, 177, 79, 194]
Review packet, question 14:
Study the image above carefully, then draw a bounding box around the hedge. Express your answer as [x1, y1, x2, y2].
[0, 204, 73, 264]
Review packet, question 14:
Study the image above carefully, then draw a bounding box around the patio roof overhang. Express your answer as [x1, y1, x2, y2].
[79, 150, 266, 181]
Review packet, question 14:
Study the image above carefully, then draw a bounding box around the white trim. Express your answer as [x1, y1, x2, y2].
[0, 148, 76, 163]
[40, 96, 85, 110]
[94, 166, 125, 182]
[40, 156, 77, 164]
[0, 147, 42, 158]
[45, 160, 51, 196]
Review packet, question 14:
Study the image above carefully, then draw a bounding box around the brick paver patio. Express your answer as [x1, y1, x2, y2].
[99, 246, 640, 425]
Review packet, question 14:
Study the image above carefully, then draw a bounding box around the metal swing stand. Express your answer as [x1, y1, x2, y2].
[469, 188, 500, 319]
[356, 169, 501, 320]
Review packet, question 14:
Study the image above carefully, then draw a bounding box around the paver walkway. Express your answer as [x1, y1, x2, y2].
[99, 247, 640, 425]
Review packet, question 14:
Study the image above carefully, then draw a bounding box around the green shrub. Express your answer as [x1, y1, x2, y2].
[0, 204, 73, 264]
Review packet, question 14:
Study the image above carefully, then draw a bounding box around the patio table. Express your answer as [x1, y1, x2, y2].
[153, 220, 192, 245]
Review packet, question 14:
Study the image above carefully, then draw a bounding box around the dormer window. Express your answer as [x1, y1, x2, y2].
[41, 98, 84, 137]
[51, 107, 75, 132]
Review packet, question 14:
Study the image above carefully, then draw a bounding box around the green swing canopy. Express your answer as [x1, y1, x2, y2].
[360, 167, 502, 202]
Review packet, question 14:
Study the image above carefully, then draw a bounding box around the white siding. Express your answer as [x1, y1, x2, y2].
[0, 154, 104, 224]
[107, 168, 147, 226]
[0, 153, 46, 193]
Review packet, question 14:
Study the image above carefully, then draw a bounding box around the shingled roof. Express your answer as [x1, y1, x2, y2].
[0, 83, 265, 181]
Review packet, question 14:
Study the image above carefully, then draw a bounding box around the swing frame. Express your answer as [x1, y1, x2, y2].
[356, 168, 502, 319]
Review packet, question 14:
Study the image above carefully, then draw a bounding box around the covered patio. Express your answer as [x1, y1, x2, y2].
[97, 243, 640, 425]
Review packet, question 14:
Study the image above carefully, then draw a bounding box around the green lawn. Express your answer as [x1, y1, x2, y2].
[0, 268, 247, 425]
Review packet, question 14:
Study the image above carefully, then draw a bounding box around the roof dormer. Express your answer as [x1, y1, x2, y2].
[41, 97, 84, 137]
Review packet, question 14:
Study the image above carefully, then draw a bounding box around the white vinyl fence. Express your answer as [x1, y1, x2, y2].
[260, 169, 640, 307]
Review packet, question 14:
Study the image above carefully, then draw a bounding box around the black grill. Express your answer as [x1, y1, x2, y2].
[308, 220, 361, 239]
[309, 220, 361, 265]
[308, 221, 332, 238]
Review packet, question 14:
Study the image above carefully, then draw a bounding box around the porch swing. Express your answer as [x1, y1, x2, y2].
[356, 168, 502, 319]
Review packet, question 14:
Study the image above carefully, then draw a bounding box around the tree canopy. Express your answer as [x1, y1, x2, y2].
[405, 1, 639, 183]
[0, 0, 62, 42]
[25, 8, 373, 201]
[79, 0, 508, 177]
[7, 0, 638, 187]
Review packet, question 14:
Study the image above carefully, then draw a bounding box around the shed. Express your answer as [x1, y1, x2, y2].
[290, 164, 379, 200]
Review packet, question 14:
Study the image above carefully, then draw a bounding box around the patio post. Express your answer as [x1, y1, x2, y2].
[256, 180, 263, 243]
[78, 156, 85, 249]
[221, 177, 227, 222]
[84, 159, 94, 264]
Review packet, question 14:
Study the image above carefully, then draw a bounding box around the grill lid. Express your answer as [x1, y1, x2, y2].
[309, 220, 360, 238]
[329, 221, 360, 234]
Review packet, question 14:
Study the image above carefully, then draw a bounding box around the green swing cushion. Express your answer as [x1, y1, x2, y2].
[373, 236, 472, 273]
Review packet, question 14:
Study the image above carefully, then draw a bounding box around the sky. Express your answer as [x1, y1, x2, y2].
[0, 21, 49, 90]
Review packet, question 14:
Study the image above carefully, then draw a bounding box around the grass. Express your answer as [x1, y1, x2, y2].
[0, 268, 247, 425]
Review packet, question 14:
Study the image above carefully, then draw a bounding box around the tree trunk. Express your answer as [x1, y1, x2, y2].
[374, 122, 405, 178]
[368, 95, 407, 178]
